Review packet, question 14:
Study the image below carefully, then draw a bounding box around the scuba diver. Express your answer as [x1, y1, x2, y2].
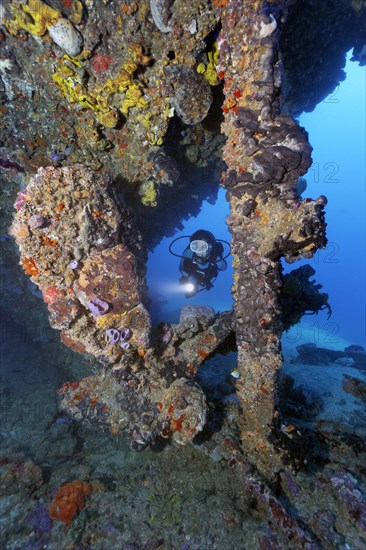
[169, 229, 229, 297]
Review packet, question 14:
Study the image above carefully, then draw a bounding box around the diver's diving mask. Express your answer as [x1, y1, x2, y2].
[190, 239, 209, 257]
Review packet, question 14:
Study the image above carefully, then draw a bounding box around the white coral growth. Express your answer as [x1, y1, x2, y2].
[259, 14, 277, 38]
[48, 18, 83, 57]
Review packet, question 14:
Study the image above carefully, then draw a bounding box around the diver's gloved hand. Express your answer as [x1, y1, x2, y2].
[179, 276, 188, 285]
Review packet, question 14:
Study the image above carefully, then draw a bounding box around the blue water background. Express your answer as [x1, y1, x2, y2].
[282, 52, 366, 348]
[147, 187, 234, 324]
[148, 52, 365, 349]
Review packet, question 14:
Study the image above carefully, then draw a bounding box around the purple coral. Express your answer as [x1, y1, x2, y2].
[331, 471, 366, 533]
[14, 191, 28, 211]
[50, 147, 71, 163]
[120, 327, 131, 341]
[106, 327, 131, 349]
[282, 470, 299, 497]
[26, 502, 53, 535]
[106, 327, 131, 347]
[106, 328, 121, 345]
[28, 214, 48, 229]
[87, 298, 109, 317]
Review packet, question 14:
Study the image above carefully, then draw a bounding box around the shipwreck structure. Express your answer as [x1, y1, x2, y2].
[217, 0, 327, 472]
[7, 0, 330, 475]
[3, 0, 366, 546]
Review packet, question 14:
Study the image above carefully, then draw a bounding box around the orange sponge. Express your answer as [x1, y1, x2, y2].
[49, 480, 92, 527]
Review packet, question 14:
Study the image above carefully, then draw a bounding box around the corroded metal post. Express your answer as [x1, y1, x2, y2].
[217, 0, 327, 473]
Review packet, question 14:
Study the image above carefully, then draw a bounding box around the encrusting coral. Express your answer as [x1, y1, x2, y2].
[11, 165, 150, 363]
[196, 42, 220, 86]
[3, 0, 366, 547]
[214, 0, 327, 476]
[11, 166, 234, 447]
[1, 0, 223, 203]
[9, 0, 329, 469]
[4, 0, 83, 57]
[4, 0, 60, 37]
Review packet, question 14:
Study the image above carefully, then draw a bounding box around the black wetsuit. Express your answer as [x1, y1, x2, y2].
[179, 232, 227, 294]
